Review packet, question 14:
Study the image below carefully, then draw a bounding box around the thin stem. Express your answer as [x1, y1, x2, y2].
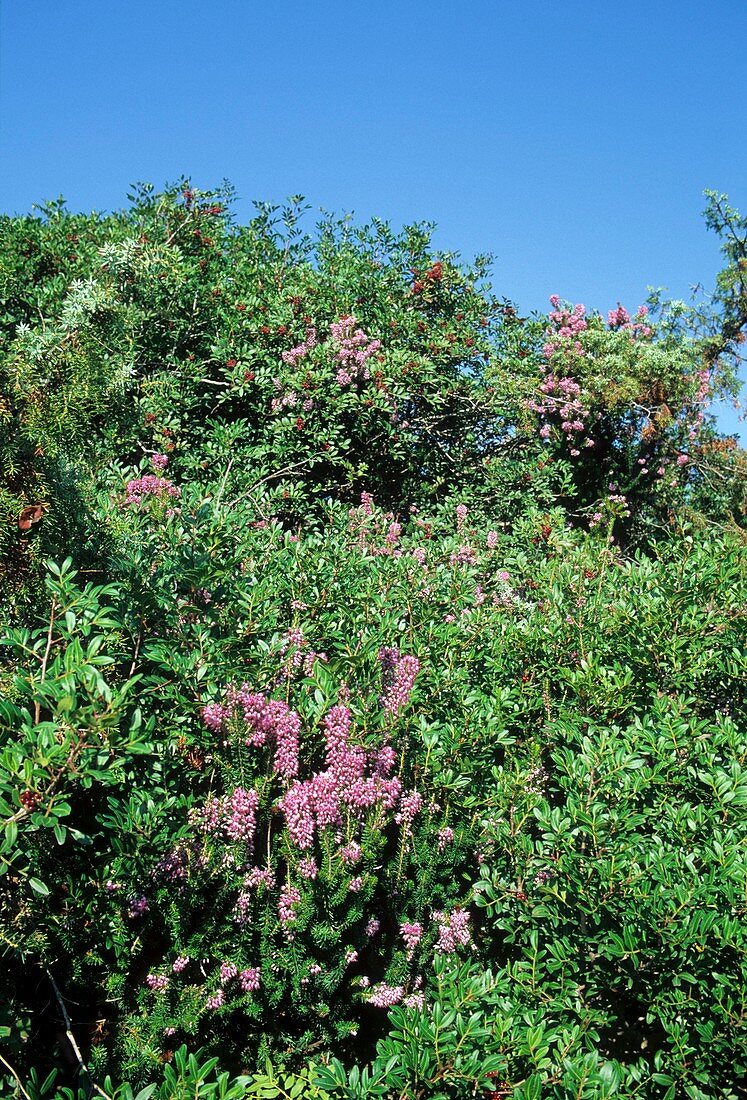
[34, 597, 58, 724]
[0, 1052, 33, 1100]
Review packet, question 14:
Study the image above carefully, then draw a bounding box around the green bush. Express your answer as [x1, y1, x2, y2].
[1, 184, 746, 1099]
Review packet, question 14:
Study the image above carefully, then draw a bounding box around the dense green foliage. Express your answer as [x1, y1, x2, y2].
[1, 183, 746, 1099]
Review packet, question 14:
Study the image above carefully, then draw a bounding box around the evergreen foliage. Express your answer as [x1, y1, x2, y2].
[1, 183, 746, 1098]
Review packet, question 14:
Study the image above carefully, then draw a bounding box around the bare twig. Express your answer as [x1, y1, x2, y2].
[0, 1052, 33, 1100]
[227, 457, 319, 509]
[34, 597, 58, 725]
[128, 629, 143, 679]
[47, 969, 87, 1071]
[47, 970, 115, 1100]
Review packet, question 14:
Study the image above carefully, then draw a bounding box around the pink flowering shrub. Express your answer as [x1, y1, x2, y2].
[118, 636, 478, 1059]
[509, 289, 744, 539]
[124, 473, 180, 510]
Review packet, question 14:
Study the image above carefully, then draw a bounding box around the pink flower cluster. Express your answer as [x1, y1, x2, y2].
[282, 325, 317, 366]
[220, 961, 238, 984]
[298, 855, 318, 879]
[124, 474, 180, 509]
[400, 921, 423, 953]
[528, 374, 593, 452]
[543, 297, 588, 361]
[694, 368, 711, 403]
[379, 647, 421, 718]
[450, 544, 477, 566]
[145, 973, 168, 991]
[434, 908, 472, 953]
[234, 867, 274, 925]
[151, 453, 169, 472]
[200, 786, 259, 844]
[329, 315, 382, 386]
[395, 789, 423, 829]
[239, 966, 261, 992]
[280, 628, 328, 678]
[340, 840, 362, 865]
[279, 704, 402, 849]
[366, 982, 404, 1007]
[216, 963, 259, 998]
[607, 304, 631, 328]
[270, 382, 299, 414]
[278, 884, 301, 926]
[202, 687, 300, 779]
[607, 303, 652, 338]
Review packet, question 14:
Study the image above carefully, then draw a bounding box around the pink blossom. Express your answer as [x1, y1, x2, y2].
[224, 787, 259, 842]
[298, 855, 318, 880]
[125, 474, 180, 509]
[379, 649, 420, 718]
[366, 983, 403, 1007]
[220, 961, 238, 985]
[330, 316, 381, 386]
[340, 841, 362, 865]
[172, 956, 189, 973]
[395, 789, 423, 828]
[239, 967, 261, 992]
[145, 973, 168, 991]
[281, 326, 317, 367]
[278, 885, 301, 925]
[434, 908, 472, 953]
[400, 922, 423, 953]
[206, 990, 224, 1010]
[607, 304, 631, 329]
[201, 688, 300, 778]
[245, 866, 274, 889]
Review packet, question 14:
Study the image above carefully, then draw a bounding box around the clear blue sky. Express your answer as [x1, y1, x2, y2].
[2, 0, 746, 438]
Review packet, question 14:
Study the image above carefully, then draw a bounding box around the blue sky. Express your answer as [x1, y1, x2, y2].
[2, 0, 746, 438]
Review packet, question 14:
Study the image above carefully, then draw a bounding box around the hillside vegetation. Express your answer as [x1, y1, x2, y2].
[1, 183, 746, 1099]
